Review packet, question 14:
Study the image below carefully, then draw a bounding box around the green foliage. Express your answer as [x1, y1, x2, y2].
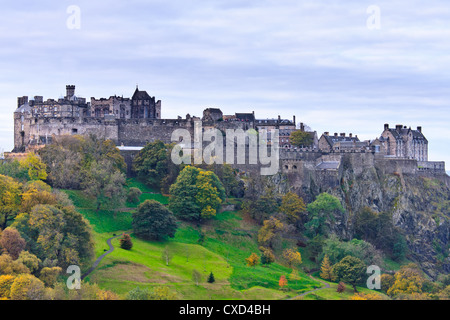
[353, 207, 407, 260]
[169, 166, 226, 222]
[133, 200, 177, 241]
[319, 235, 382, 266]
[332, 255, 367, 292]
[290, 130, 313, 148]
[305, 193, 344, 237]
[133, 141, 175, 189]
[259, 246, 275, 265]
[127, 187, 142, 204]
[0, 160, 29, 182]
[243, 189, 280, 223]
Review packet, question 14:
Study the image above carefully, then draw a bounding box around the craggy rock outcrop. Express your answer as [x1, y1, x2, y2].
[283, 154, 450, 279]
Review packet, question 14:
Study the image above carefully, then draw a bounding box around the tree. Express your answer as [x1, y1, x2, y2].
[120, 233, 133, 250]
[0, 254, 30, 275]
[126, 286, 177, 300]
[39, 267, 62, 287]
[192, 269, 202, 286]
[259, 247, 275, 265]
[279, 275, 288, 290]
[161, 246, 173, 266]
[169, 166, 225, 222]
[0, 175, 22, 230]
[83, 159, 126, 211]
[290, 130, 313, 148]
[127, 187, 142, 204]
[319, 235, 382, 266]
[257, 217, 284, 249]
[350, 292, 383, 300]
[245, 253, 259, 267]
[17, 251, 41, 274]
[320, 254, 333, 281]
[332, 256, 366, 292]
[133, 200, 177, 241]
[10, 274, 45, 300]
[381, 274, 395, 293]
[305, 193, 344, 237]
[207, 272, 215, 283]
[0, 227, 26, 260]
[337, 282, 346, 293]
[133, 140, 172, 189]
[282, 248, 302, 269]
[0, 274, 15, 299]
[12, 204, 94, 270]
[19, 153, 47, 181]
[280, 192, 306, 225]
[387, 264, 425, 297]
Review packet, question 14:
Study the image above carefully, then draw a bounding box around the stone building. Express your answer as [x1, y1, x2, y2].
[380, 124, 428, 161]
[318, 132, 365, 152]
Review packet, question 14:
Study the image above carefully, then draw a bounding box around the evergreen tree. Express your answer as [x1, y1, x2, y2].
[207, 272, 215, 283]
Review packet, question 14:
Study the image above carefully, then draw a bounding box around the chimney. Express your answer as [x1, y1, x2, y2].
[293, 115, 296, 125]
[340, 133, 345, 137]
[395, 124, 402, 132]
[300, 122, 305, 131]
[324, 132, 329, 136]
[278, 115, 281, 122]
[66, 85, 75, 99]
[417, 126, 422, 133]
[349, 133, 352, 138]
[384, 123, 389, 131]
[334, 133, 338, 137]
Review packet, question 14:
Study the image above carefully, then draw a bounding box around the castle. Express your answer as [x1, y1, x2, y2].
[12, 85, 446, 183]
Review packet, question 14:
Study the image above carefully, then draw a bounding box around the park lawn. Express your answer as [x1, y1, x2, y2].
[65, 180, 322, 299]
[297, 281, 391, 300]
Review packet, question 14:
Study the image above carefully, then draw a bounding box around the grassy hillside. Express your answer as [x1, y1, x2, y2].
[63, 179, 387, 300]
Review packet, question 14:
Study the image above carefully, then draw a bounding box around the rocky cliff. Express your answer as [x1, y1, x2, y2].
[278, 154, 450, 278]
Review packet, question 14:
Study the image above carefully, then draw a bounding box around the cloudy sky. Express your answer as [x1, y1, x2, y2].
[1, 0, 450, 167]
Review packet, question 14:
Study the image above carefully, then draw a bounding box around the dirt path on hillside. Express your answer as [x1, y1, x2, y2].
[81, 234, 124, 280]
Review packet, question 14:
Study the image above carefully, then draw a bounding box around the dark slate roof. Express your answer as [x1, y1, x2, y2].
[316, 161, 340, 170]
[323, 135, 359, 146]
[132, 88, 151, 100]
[205, 108, 223, 114]
[388, 128, 427, 142]
[235, 113, 255, 121]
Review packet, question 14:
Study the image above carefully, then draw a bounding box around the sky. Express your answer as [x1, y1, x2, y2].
[1, 0, 450, 169]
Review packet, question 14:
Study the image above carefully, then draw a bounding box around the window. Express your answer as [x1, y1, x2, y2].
[72, 128, 78, 134]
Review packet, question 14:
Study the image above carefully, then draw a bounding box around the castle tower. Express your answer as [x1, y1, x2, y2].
[66, 85, 75, 99]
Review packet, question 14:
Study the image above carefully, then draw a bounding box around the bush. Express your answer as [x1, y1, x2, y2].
[127, 187, 142, 204]
[119, 234, 133, 250]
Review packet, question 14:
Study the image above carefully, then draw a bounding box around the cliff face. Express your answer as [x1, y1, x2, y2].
[283, 154, 450, 278]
